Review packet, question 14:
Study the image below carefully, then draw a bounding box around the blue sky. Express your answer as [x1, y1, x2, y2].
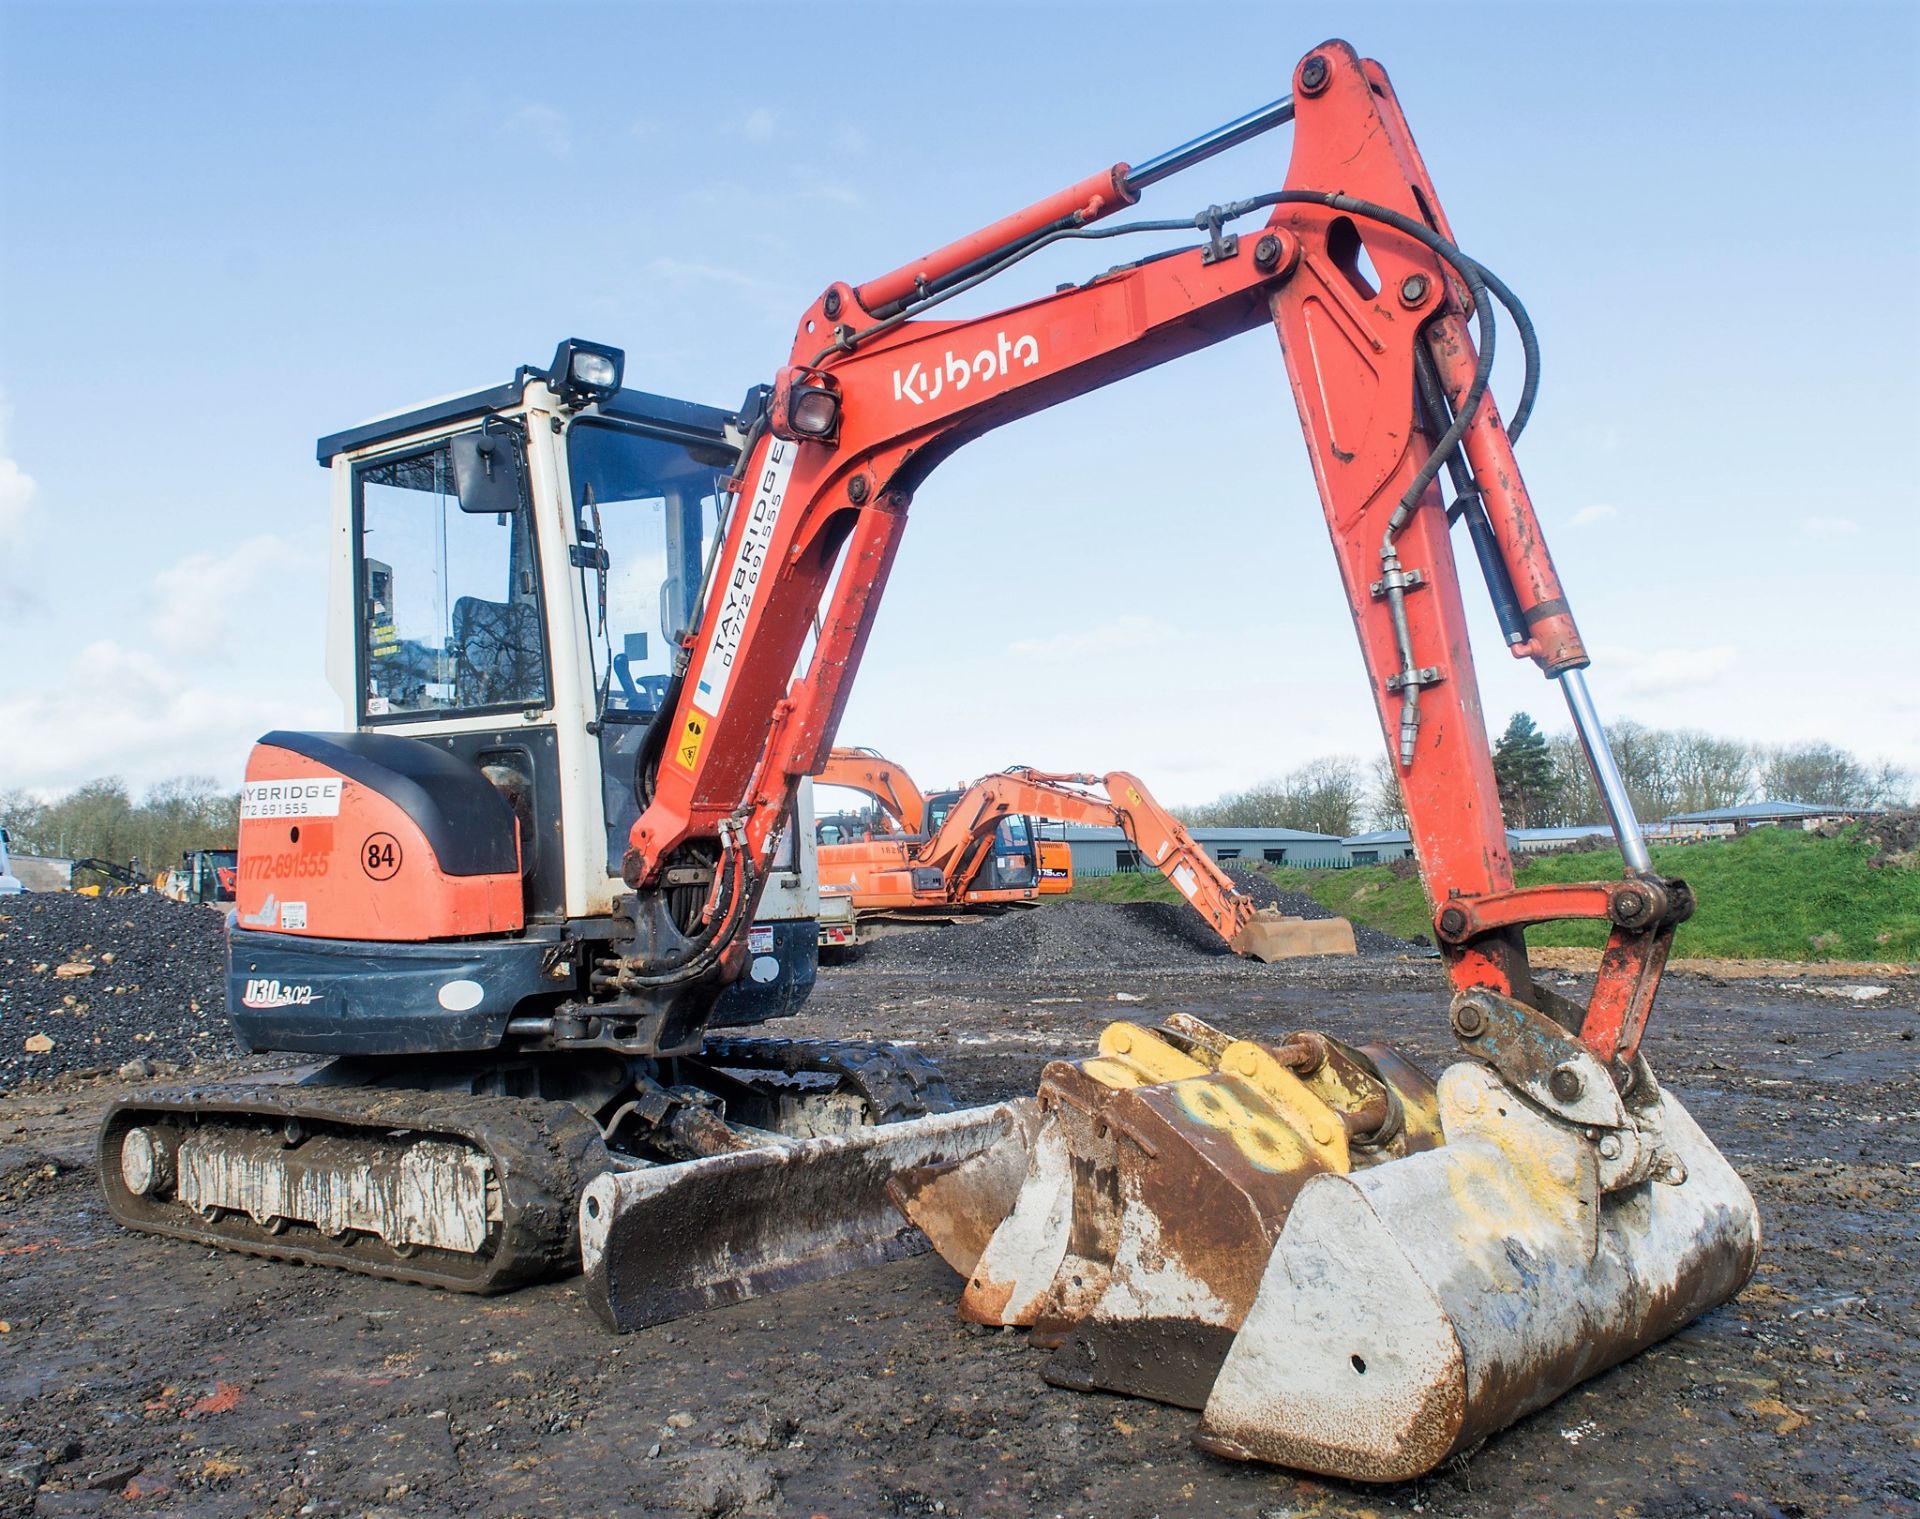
[2, 0, 1915, 804]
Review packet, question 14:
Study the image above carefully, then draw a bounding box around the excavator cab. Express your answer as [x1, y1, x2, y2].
[924, 790, 1038, 895]
[99, 344, 964, 1299]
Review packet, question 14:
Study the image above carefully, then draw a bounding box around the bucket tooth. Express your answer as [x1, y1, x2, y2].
[579, 1103, 1020, 1332]
[956, 1111, 1075, 1325]
[1196, 1061, 1761, 1481]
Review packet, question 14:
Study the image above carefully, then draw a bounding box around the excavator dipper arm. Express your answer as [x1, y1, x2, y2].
[598, 43, 1755, 1476]
[913, 768, 1296, 954]
[626, 39, 1682, 1067]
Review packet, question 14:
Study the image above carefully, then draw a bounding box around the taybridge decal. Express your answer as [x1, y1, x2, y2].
[694, 439, 797, 714]
[241, 978, 315, 1009]
[242, 779, 343, 819]
[891, 330, 1040, 406]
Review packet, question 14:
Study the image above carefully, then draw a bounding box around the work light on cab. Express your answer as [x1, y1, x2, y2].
[548, 338, 624, 405]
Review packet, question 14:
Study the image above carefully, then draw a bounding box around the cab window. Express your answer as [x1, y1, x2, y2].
[355, 436, 548, 718]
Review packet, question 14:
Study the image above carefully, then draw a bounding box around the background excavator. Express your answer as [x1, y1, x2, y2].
[818, 753, 1355, 959]
[815, 745, 1041, 914]
[101, 39, 1756, 1481]
[155, 848, 239, 907]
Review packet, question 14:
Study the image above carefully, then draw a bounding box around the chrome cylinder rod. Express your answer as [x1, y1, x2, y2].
[1557, 668, 1653, 874]
[1125, 95, 1296, 193]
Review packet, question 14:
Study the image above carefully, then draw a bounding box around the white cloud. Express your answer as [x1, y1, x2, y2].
[149, 535, 308, 657]
[741, 107, 777, 142]
[1006, 615, 1179, 662]
[0, 637, 336, 794]
[1801, 514, 1860, 539]
[0, 405, 39, 613]
[0, 398, 34, 543]
[1568, 503, 1617, 529]
[507, 103, 571, 159]
[1605, 642, 1738, 698]
[0, 450, 33, 544]
[832, 123, 869, 155]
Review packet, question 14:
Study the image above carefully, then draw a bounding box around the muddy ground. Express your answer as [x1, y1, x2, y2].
[1, 905, 1917, 1518]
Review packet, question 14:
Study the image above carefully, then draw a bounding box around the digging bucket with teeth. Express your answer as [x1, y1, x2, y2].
[893, 1002, 1759, 1482]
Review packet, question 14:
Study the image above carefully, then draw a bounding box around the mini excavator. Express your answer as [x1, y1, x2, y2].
[102, 40, 1757, 1481]
[817, 752, 1355, 958]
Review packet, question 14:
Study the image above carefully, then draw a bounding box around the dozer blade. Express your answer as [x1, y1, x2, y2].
[1194, 1061, 1760, 1481]
[579, 1102, 1023, 1332]
[1228, 908, 1357, 962]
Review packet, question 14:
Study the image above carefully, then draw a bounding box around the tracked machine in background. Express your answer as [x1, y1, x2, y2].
[104, 38, 1755, 1480]
[818, 755, 1354, 959]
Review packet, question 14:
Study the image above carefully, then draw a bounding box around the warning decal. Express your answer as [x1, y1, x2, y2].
[675, 708, 712, 771]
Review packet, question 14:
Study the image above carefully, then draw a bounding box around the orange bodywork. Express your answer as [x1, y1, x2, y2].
[234, 742, 523, 943]
[1036, 839, 1073, 895]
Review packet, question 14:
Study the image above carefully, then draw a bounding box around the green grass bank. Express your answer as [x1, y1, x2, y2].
[1070, 828, 1919, 962]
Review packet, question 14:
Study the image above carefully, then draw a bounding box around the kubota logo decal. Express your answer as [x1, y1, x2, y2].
[892, 331, 1040, 406]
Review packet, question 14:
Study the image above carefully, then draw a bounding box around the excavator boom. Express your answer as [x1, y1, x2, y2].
[595, 38, 1753, 1479]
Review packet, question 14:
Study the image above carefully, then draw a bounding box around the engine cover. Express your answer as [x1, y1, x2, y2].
[235, 730, 524, 942]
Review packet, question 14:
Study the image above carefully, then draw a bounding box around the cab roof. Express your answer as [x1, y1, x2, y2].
[315, 364, 743, 465]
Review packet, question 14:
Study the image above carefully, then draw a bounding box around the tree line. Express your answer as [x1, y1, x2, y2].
[1180, 721, 1913, 838]
[0, 777, 239, 879]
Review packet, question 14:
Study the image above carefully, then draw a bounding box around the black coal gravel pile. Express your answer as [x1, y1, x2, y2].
[1221, 865, 1420, 957]
[856, 886, 1419, 976]
[0, 892, 238, 1089]
[857, 900, 1234, 974]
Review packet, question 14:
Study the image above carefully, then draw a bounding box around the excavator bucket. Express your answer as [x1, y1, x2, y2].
[902, 1014, 1759, 1482]
[579, 1103, 1024, 1332]
[1228, 907, 1358, 962]
[1196, 1061, 1759, 1479]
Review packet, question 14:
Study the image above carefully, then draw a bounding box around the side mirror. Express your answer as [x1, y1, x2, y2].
[451, 429, 527, 516]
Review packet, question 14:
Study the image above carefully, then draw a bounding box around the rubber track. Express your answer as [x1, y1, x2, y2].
[98, 1081, 611, 1293]
[695, 1036, 956, 1122]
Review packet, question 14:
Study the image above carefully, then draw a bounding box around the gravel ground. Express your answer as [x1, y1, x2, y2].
[2, 894, 1915, 1517]
[0, 893, 237, 1089]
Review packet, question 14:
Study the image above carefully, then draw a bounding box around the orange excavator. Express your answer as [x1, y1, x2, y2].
[1035, 832, 1073, 895]
[814, 746, 1042, 913]
[101, 41, 1756, 1482]
[819, 756, 1354, 959]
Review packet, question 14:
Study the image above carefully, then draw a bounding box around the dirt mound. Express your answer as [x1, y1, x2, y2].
[1860, 808, 1920, 868]
[1221, 865, 1418, 956]
[857, 885, 1416, 974]
[856, 900, 1227, 974]
[0, 892, 238, 1089]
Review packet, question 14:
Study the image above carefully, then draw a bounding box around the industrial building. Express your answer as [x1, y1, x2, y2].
[1056, 823, 1349, 875]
